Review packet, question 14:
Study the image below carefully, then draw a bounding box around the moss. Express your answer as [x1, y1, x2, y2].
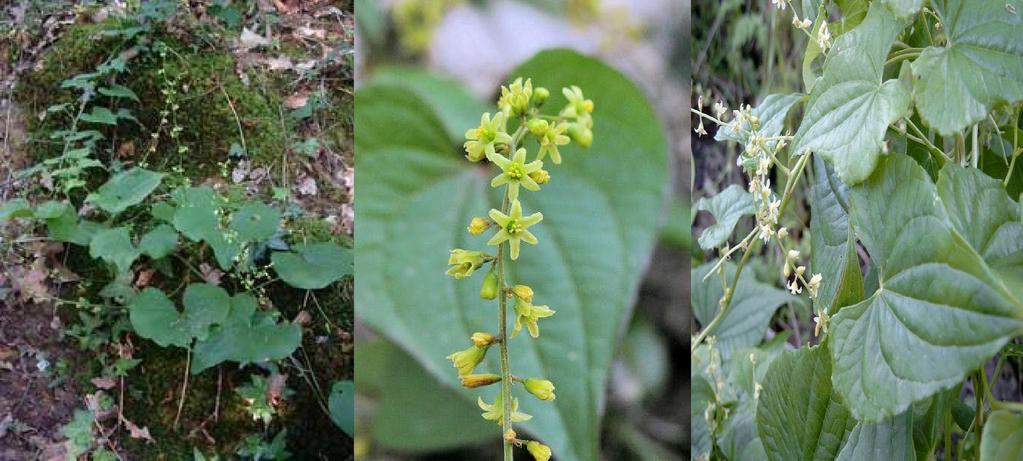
[14, 20, 286, 179]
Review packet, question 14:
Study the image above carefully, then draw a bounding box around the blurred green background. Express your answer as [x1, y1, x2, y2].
[354, 0, 690, 459]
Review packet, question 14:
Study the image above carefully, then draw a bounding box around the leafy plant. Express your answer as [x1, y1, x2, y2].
[692, 0, 1023, 459]
[356, 49, 668, 460]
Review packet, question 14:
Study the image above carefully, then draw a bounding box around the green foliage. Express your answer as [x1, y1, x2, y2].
[86, 168, 165, 215]
[695, 185, 754, 250]
[356, 49, 667, 460]
[328, 380, 355, 436]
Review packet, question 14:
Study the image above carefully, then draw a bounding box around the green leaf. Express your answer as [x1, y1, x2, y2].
[129, 285, 231, 348]
[98, 84, 139, 102]
[355, 50, 668, 461]
[756, 344, 855, 461]
[0, 198, 33, 221]
[715, 93, 803, 145]
[357, 340, 496, 451]
[88, 227, 140, 274]
[881, 0, 922, 17]
[272, 243, 352, 290]
[368, 67, 492, 142]
[171, 187, 240, 270]
[835, 411, 915, 460]
[43, 203, 103, 246]
[980, 409, 1023, 460]
[138, 224, 178, 259]
[328, 381, 355, 436]
[791, 4, 911, 185]
[911, 0, 1023, 136]
[86, 168, 165, 215]
[911, 388, 958, 459]
[809, 156, 864, 315]
[79, 106, 118, 125]
[719, 399, 764, 460]
[695, 185, 754, 250]
[229, 203, 280, 242]
[692, 262, 797, 359]
[192, 293, 301, 373]
[830, 155, 1023, 422]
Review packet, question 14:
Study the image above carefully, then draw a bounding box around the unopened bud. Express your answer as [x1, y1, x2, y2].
[511, 284, 534, 302]
[532, 87, 549, 105]
[526, 441, 552, 461]
[468, 217, 489, 235]
[471, 332, 495, 347]
[529, 169, 550, 185]
[568, 124, 593, 148]
[481, 270, 499, 300]
[524, 378, 556, 401]
[528, 118, 549, 137]
[460, 373, 501, 388]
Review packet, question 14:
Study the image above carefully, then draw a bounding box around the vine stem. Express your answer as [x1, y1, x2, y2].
[691, 152, 811, 352]
[174, 346, 191, 428]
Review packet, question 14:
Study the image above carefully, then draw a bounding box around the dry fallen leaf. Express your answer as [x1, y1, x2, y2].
[134, 269, 155, 288]
[91, 377, 116, 390]
[284, 92, 309, 109]
[236, 28, 271, 51]
[122, 418, 154, 443]
[199, 263, 223, 286]
[267, 373, 289, 406]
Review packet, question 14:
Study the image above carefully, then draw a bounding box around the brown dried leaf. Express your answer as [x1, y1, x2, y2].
[199, 263, 223, 286]
[123, 418, 154, 443]
[91, 377, 116, 390]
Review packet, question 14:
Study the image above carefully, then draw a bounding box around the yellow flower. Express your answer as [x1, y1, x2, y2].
[498, 78, 533, 116]
[560, 85, 594, 118]
[523, 378, 555, 401]
[526, 441, 552, 461]
[511, 284, 534, 303]
[488, 148, 543, 201]
[467, 217, 489, 235]
[446, 345, 487, 375]
[513, 298, 555, 338]
[446, 249, 488, 279]
[464, 112, 513, 162]
[478, 396, 532, 425]
[470, 332, 495, 347]
[487, 199, 543, 260]
[537, 123, 571, 164]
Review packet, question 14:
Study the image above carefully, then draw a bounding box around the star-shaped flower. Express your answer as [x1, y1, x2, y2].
[464, 112, 512, 162]
[560, 85, 594, 119]
[537, 123, 570, 164]
[487, 199, 543, 260]
[478, 396, 532, 426]
[487, 148, 543, 201]
[512, 298, 555, 338]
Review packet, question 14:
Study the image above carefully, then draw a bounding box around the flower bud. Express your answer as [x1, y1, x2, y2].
[526, 441, 552, 461]
[460, 373, 501, 388]
[568, 124, 593, 148]
[528, 118, 549, 137]
[447, 249, 488, 279]
[480, 270, 499, 300]
[511, 284, 534, 302]
[467, 217, 489, 235]
[470, 332, 495, 347]
[446, 345, 487, 375]
[787, 249, 800, 261]
[532, 87, 549, 105]
[529, 169, 550, 185]
[523, 378, 556, 401]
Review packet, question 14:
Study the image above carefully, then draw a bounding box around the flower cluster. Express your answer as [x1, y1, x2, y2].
[446, 77, 595, 460]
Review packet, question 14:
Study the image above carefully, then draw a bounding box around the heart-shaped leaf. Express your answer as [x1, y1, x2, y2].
[835, 411, 915, 460]
[230, 203, 281, 242]
[129, 284, 231, 348]
[693, 262, 797, 359]
[328, 381, 355, 436]
[138, 224, 178, 259]
[0, 198, 32, 221]
[171, 186, 240, 270]
[809, 157, 863, 315]
[830, 154, 1023, 422]
[86, 168, 165, 215]
[791, 4, 911, 185]
[882, 0, 922, 18]
[757, 344, 855, 461]
[191, 293, 301, 373]
[911, 0, 1023, 136]
[355, 49, 667, 460]
[89, 227, 140, 274]
[695, 185, 754, 251]
[271, 243, 352, 290]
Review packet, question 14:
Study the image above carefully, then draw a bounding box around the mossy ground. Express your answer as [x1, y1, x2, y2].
[13, 14, 353, 459]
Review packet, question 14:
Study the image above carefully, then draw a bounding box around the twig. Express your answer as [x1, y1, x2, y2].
[174, 347, 191, 428]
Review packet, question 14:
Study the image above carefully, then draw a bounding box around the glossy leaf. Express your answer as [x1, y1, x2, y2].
[695, 185, 754, 250]
[757, 344, 855, 461]
[830, 155, 1023, 422]
[791, 4, 911, 185]
[911, 0, 1023, 136]
[356, 50, 668, 461]
[693, 262, 797, 359]
[86, 168, 165, 215]
[271, 243, 352, 290]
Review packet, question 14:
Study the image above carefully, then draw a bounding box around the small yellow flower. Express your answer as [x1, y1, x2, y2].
[487, 199, 543, 260]
[523, 378, 555, 401]
[526, 441, 552, 461]
[446, 249, 488, 279]
[561, 85, 594, 118]
[446, 345, 487, 375]
[478, 396, 532, 425]
[488, 148, 543, 201]
[529, 169, 550, 185]
[467, 217, 489, 235]
[464, 112, 513, 162]
[513, 298, 555, 338]
[498, 78, 533, 116]
[511, 284, 534, 303]
[537, 123, 571, 164]
[461, 373, 502, 388]
[470, 332, 495, 347]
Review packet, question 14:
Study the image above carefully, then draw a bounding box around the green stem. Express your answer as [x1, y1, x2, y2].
[496, 191, 513, 461]
[905, 118, 948, 167]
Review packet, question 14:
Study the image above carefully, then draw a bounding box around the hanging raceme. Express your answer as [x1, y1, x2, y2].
[444, 77, 595, 461]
